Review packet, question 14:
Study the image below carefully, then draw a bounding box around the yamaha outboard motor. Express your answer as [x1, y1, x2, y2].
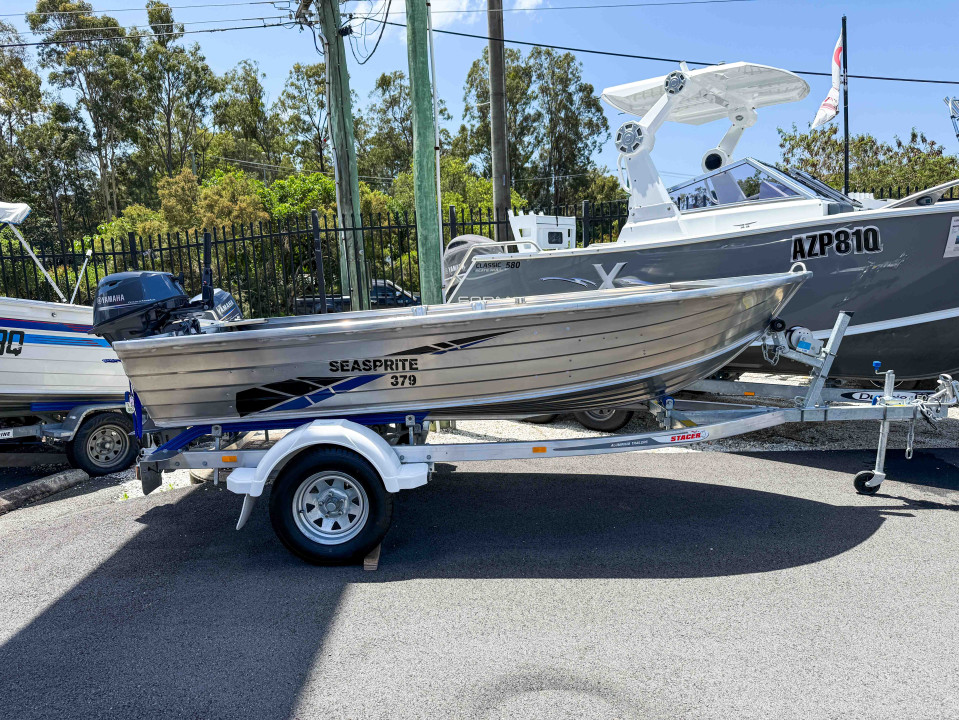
[92, 230, 242, 344]
[92, 272, 243, 343]
[92, 271, 193, 343]
[190, 287, 242, 322]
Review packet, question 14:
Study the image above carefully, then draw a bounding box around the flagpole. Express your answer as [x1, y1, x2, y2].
[842, 14, 849, 194]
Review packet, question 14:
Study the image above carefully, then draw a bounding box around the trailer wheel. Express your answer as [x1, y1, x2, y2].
[269, 447, 392, 565]
[524, 414, 558, 424]
[574, 409, 634, 432]
[853, 470, 882, 495]
[68, 413, 138, 477]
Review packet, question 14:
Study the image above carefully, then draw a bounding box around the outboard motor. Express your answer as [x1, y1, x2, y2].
[92, 271, 192, 343]
[190, 287, 242, 322]
[92, 271, 242, 344]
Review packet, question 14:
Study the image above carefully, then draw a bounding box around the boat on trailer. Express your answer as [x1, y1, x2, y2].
[445, 62, 959, 382]
[0, 202, 128, 416]
[91, 267, 809, 429]
[131, 310, 959, 565]
[0, 202, 138, 475]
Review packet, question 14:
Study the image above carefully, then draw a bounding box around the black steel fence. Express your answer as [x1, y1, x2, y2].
[0, 207, 510, 318]
[2, 185, 948, 317]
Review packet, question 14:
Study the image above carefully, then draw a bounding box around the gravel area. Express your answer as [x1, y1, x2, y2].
[431, 371, 959, 454]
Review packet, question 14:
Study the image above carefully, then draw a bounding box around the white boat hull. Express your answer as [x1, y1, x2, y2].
[0, 297, 128, 416]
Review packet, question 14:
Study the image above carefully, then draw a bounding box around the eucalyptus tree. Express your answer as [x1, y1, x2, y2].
[454, 47, 608, 208]
[277, 62, 331, 173]
[358, 70, 450, 181]
[27, 0, 141, 220]
[138, 1, 220, 178]
[212, 59, 288, 174]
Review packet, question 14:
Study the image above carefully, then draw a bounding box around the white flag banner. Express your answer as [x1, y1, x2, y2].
[812, 32, 843, 128]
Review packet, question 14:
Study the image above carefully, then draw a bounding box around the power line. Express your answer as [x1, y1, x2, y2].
[1, 1, 288, 19]
[0, 20, 290, 48]
[382, 20, 959, 86]
[353, 0, 757, 15]
[209, 153, 395, 181]
[17, 15, 290, 37]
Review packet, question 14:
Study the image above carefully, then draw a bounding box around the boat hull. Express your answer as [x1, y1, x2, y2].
[0, 298, 128, 416]
[447, 204, 959, 380]
[112, 273, 807, 428]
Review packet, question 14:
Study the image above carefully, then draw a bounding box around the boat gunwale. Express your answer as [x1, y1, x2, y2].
[113, 271, 808, 354]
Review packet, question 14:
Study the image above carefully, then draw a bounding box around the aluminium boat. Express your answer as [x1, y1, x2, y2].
[91, 268, 809, 429]
[0, 202, 127, 416]
[445, 62, 959, 381]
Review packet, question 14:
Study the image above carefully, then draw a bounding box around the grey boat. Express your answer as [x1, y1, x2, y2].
[446, 62, 959, 381]
[91, 269, 808, 428]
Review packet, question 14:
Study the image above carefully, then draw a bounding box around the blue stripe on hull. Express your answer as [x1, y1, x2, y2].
[0, 316, 92, 333]
[22, 333, 111, 348]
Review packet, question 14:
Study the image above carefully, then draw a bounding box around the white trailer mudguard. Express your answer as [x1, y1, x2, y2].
[226, 419, 429, 498]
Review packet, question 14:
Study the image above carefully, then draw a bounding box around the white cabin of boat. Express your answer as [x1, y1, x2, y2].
[602, 61, 959, 247]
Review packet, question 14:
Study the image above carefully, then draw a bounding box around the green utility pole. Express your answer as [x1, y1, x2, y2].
[406, 0, 443, 305]
[487, 0, 511, 242]
[310, 0, 368, 309]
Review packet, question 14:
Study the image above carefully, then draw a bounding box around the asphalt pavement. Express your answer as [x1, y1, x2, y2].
[0, 448, 957, 719]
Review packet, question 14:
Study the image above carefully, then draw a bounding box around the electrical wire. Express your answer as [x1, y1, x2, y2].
[16, 15, 290, 37]
[347, 0, 392, 65]
[0, 20, 291, 48]
[209, 153, 395, 181]
[381, 19, 959, 86]
[351, 0, 757, 15]
[1, 1, 288, 19]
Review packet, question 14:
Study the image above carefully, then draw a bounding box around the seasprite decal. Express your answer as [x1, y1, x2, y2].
[329, 358, 419, 373]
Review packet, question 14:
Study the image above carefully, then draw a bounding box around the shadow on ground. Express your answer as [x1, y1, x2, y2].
[0, 455, 947, 719]
[731, 448, 959, 494]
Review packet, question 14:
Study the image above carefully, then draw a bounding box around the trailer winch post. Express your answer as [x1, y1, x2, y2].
[802, 311, 852, 406]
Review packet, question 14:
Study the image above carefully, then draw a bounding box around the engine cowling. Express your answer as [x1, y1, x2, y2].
[91, 271, 242, 344]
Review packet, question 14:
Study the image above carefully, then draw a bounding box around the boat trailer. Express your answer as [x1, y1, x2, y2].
[134, 312, 959, 565]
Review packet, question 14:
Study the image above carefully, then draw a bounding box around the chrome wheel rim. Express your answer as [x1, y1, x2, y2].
[584, 408, 617, 421]
[86, 424, 129, 469]
[293, 472, 369, 545]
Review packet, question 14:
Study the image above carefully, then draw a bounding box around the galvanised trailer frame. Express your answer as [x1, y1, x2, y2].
[134, 313, 959, 565]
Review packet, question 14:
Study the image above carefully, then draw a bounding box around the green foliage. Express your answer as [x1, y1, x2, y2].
[778, 124, 959, 191]
[392, 156, 527, 218]
[96, 204, 168, 240]
[357, 70, 451, 180]
[261, 172, 336, 222]
[455, 46, 609, 208]
[197, 169, 269, 231]
[157, 167, 199, 230]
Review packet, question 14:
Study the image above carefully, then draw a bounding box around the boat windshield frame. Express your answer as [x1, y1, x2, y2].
[666, 158, 818, 214]
[777, 166, 862, 207]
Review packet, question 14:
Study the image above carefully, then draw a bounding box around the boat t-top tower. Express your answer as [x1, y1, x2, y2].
[602, 62, 809, 225]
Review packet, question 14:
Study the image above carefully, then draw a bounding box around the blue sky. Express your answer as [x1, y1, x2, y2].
[6, 0, 959, 185]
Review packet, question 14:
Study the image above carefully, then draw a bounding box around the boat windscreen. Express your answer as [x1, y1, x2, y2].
[779, 167, 861, 207]
[668, 160, 801, 212]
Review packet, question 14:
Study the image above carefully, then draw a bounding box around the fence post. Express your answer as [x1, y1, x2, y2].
[581, 200, 591, 247]
[310, 210, 328, 314]
[448, 205, 457, 240]
[127, 231, 138, 270]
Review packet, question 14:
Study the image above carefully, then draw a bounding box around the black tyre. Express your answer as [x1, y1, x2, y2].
[269, 447, 393, 565]
[853, 470, 881, 495]
[63, 440, 78, 469]
[574, 408, 634, 432]
[68, 412, 138, 477]
[524, 414, 558, 424]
